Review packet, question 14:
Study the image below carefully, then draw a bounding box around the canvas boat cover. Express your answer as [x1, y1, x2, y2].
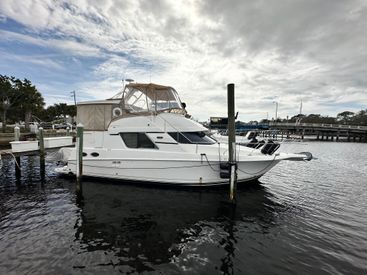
[77, 83, 185, 131]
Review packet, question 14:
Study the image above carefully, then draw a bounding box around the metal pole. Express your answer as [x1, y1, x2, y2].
[227, 84, 237, 203]
[76, 123, 84, 191]
[299, 99, 303, 115]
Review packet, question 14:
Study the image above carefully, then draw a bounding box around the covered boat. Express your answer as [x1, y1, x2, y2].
[56, 82, 312, 186]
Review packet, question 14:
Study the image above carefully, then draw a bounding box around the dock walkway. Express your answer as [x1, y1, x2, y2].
[0, 145, 74, 157]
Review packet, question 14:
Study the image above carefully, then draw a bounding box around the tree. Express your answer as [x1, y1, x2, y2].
[337, 111, 354, 123]
[40, 103, 76, 122]
[259, 119, 270, 124]
[0, 75, 11, 131]
[13, 78, 45, 130]
[351, 109, 367, 125]
[0, 75, 20, 132]
[54, 103, 77, 118]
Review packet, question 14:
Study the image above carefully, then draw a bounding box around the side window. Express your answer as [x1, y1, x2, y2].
[168, 132, 190, 144]
[168, 132, 215, 144]
[120, 133, 157, 149]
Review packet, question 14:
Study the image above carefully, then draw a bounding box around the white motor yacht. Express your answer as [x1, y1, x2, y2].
[56, 83, 312, 186]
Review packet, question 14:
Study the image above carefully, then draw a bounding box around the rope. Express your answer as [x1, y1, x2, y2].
[2, 151, 21, 170]
[201, 153, 220, 172]
[0, 151, 55, 180]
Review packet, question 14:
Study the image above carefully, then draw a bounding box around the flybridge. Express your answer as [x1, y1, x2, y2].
[77, 83, 186, 131]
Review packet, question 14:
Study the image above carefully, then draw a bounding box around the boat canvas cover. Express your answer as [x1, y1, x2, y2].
[77, 103, 114, 131]
[128, 83, 177, 101]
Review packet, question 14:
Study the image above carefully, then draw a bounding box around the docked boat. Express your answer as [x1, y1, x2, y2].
[55, 82, 312, 186]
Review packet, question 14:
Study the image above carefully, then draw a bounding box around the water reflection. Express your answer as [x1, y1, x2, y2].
[73, 180, 280, 273]
[2, 143, 366, 274]
[0, 155, 51, 187]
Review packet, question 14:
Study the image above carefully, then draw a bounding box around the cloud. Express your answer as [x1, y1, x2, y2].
[0, 49, 63, 70]
[0, 0, 366, 121]
[0, 30, 101, 57]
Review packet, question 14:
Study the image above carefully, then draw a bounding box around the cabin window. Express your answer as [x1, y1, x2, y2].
[168, 132, 215, 144]
[120, 133, 157, 149]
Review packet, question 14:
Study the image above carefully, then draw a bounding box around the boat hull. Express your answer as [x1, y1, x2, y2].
[56, 158, 280, 186]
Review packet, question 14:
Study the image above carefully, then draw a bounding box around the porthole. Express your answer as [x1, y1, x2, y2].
[91, 152, 99, 157]
[82, 152, 87, 157]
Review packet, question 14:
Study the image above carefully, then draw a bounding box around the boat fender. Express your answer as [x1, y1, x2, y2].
[220, 162, 230, 179]
[112, 107, 122, 117]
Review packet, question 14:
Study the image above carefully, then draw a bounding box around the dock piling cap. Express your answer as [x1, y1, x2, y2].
[77, 123, 84, 128]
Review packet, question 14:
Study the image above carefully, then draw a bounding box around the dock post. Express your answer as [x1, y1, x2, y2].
[227, 84, 237, 203]
[14, 126, 20, 141]
[66, 126, 70, 136]
[14, 126, 21, 178]
[38, 127, 45, 181]
[76, 123, 84, 193]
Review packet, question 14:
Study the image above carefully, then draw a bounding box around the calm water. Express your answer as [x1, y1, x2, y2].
[0, 142, 366, 274]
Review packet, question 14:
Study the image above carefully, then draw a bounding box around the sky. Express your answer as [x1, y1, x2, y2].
[0, 0, 366, 122]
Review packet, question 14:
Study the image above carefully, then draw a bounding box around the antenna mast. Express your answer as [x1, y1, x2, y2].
[299, 99, 303, 115]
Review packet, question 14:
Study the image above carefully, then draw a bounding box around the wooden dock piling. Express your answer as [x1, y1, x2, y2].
[227, 83, 237, 203]
[14, 126, 20, 141]
[14, 126, 21, 178]
[76, 123, 84, 192]
[38, 127, 45, 181]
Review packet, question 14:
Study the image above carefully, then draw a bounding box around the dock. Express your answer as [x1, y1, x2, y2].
[267, 122, 367, 142]
[0, 146, 72, 157]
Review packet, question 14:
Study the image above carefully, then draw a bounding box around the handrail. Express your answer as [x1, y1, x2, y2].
[157, 115, 213, 145]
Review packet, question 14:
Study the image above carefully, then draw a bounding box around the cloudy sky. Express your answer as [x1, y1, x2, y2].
[0, 0, 366, 121]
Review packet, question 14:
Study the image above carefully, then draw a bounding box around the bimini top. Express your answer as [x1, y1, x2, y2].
[77, 83, 186, 131]
[111, 83, 184, 114]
